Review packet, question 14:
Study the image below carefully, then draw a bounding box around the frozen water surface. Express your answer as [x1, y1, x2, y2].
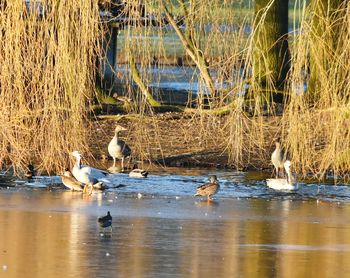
[1, 168, 350, 277]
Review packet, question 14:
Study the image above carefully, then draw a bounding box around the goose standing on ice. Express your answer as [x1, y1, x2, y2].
[271, 141, 286, 178]
[266, 160, 298, 191]
[70, 151, 108, 194]
[108, 125, 131, 170]
[195, 175, 220, 201]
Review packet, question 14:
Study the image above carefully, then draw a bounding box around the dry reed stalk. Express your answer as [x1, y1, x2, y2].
[282, 1, 350, 178]
[112, 1, 255, 168]
[4, 0, 349, 179]
[0, 0, 101, 174]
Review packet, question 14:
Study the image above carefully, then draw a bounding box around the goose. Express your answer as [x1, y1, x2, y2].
[195, 175, 220, 201]
[98, 211, 112, 231]
[271, 141, 286, 178]
[70, 151, 108, 194]
[266, 160, 298, 191]
[129, 164, 148, 178]
[61, 169, 84, 191]
[108, 125, 131, 170]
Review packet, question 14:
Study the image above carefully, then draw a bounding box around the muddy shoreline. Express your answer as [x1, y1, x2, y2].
[88, 112, 273, 172]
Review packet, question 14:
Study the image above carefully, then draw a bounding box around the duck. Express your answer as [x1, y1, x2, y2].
[98, 211, 112, 231]
[266, 160, 298, 191]
[108, 125, 131, 170]
[91, 181, 106, 191]
[70, 151, 108, 194]
[61, 169, 106, 192]
[25, 164, 36, 179]
[271, 141, 286, 178]
[61, 169, 84, 191]
[195, 175, 220, 201]
[129, 164, 148, 178]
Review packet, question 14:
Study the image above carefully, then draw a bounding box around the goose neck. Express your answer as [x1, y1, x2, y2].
[75, 156, 82, 169]
[286, 168, 292, 184]
[114, 131, 119, 139]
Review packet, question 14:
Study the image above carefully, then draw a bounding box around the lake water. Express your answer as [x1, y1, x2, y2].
[116, 65, 233, 94]
[1, 168, 350, 277]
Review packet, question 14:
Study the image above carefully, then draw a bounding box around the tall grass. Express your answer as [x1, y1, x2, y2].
[2, 0, 350, 179]
[283, 0, 350, 178]
[0, 0, 100, 173]
[118, 0, 350, 178]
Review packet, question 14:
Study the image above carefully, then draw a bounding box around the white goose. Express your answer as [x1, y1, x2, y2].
[266, 160, 298, 191]
[271, 141, 286, 178]
[108, 125, 131, 170]
[70, 151, 108, 193]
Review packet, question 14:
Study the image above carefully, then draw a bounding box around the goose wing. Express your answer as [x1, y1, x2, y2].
[88, 166, 108, 179]
[120, 140, 131, 156]
[73, 164, 108, 184]
[119, 140, 131, 157]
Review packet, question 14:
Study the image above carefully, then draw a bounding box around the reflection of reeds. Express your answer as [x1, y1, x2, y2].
[0, 1, 100, 173]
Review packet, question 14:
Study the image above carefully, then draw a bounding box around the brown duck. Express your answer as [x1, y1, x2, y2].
[61, 169, 84, 191]
[195, 175, 220, 201]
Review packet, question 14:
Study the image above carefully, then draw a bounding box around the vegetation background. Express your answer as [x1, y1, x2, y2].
[1, 0, 349, 180]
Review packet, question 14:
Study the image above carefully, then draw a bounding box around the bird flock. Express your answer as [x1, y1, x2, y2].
[60, 125, 148, 194]
[22, 131, 298, 233]
[26, 127, 296, 200]
[93, 140, 296, 232]
[55, 124, 222, 200]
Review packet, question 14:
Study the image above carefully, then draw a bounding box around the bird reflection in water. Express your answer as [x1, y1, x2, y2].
[196, 199, 220, 207]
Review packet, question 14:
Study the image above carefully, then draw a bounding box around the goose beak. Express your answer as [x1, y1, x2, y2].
[115, 126, 127, 132]
[70, 151, 82, 158]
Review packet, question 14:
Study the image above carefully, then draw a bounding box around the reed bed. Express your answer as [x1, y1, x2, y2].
[118, 0, 350, 179]
[2, 0, 350, 179]
[0, 0, 100, 173]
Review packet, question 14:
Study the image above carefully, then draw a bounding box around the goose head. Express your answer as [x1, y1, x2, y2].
[114, 125, 127, 134]
[70, 151, 82, 160]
